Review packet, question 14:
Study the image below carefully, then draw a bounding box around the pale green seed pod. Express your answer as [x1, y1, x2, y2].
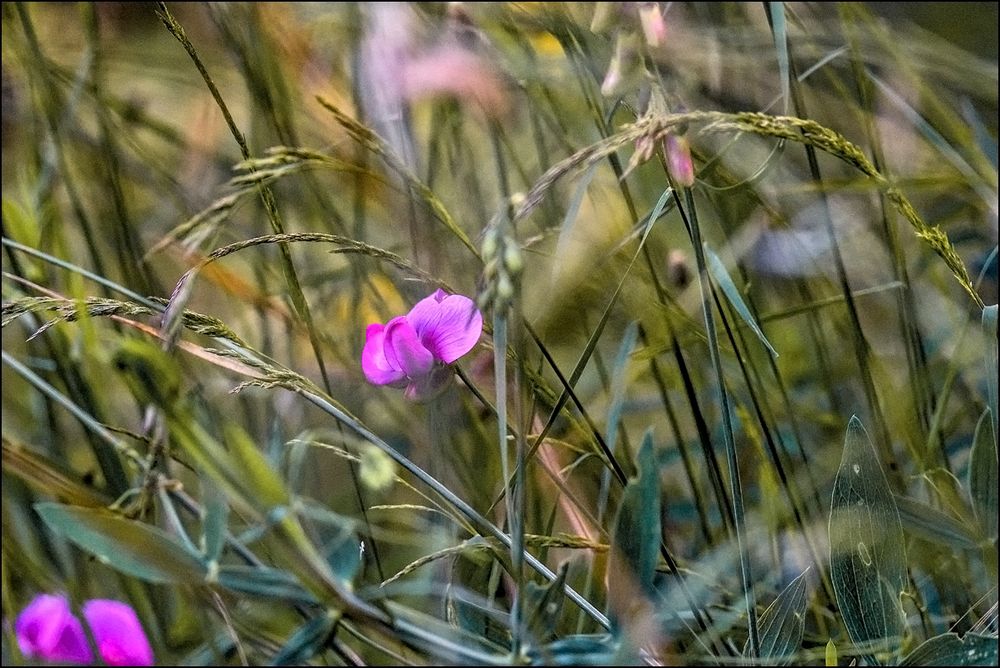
[503, 241, 523, 275]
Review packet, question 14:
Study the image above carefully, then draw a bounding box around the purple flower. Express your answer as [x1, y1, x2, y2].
[14, 594, 154, 666]
[14, 594, 93, 665]
[83, 600, 155, 666]
[362, 289, 483, 401]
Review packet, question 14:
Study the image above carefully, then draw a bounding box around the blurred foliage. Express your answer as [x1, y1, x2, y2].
[2, 2, 997, 665]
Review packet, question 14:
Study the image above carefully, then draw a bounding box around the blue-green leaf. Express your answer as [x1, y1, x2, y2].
[270, 613, 336, 665]
[605, 321, 639, 456]
[523, 562, 570, 643]
[969, 408, 998, 542]
[769, 2, 790, 113]
[200, 475, 228, 563]
[608, 430, 660, 613]
[35, 502, 207, 584]
[527, 634, 619, 666]
[829, 416, 906, 657]
[901, 632, 998, 666]
[216, 565, 318, 605]
[704, 243, 778, 357]
[751, 568, 811, 664]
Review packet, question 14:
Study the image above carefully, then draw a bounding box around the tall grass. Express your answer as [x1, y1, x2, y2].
[2, 2, 997, 665]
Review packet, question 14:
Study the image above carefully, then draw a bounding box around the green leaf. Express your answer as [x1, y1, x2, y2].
[984, 305, 998, 448]
[704, 242, 778, 357]
[298, 503, 362, 583]
[527, 634, 619, 666]
[2, 196, 41, 249]
[35, 502, 207, 584]
[608, 430, 660, 612]
[750, 568, 811, 664]
[829, 416, 906, 656]
[969, 409, 998, 542]
[552, 163, 598, 281]
[270, 612, 336, 666]
[200, 475, 229, 563]
[604, 321, 639, 456]
[216, 565, 318, 605]
[523, 562, 570, 643]
[769, 2, 790, 112]
[225, 424, 290, 510]
[893, 494, 980, 549]
[901, 632, 998, 666]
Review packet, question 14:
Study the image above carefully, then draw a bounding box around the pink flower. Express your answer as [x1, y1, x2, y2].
[362, 289, 483, 401]
[83, 600, 155, 666]
[14, 594, 154, 666]
[14, 594, 93, 665]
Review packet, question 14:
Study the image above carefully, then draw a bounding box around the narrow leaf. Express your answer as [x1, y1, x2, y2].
[200, 475, 229, 563]
[608, 429, 660, 617]
[527, 634, 619, 666]
[216, 565, 318, 605]
[2, 437, 110, 508]
[523, 562, 570, 643]
[604, 321, 639, 455]
[829, 416, 906, 656]
[552, 163, 598, 282]
[769, 2, 790, 113]
[270, 613, 336, 666]
[893, 494, 980, 549]
[35, 503, 207, 584]
[969, 408, 998, 542]
[983, 304, 998, 448]
[225, 424, 290, 509]
[750, 568, 811, 663]
[901, 632, 998, 666]
[704, 242, 779, 357]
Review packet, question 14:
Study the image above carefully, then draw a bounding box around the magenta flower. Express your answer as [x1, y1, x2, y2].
[362, 289, 483, 401]
[13, 594, 154, 666]
[14, 594, 93, 665]
[83, 600, 155, 666]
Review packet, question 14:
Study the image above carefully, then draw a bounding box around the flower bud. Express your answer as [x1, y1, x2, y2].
[665, 134, 695, 188]
[639, 3, 666, 48]
[601, 32, 641, 98]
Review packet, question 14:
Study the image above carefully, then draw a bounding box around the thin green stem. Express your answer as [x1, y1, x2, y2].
[681, 187, 760, 658]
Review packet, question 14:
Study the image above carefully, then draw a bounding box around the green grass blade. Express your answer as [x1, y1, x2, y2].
[768, 2, 791, 113]
[704, 242, 778, 358]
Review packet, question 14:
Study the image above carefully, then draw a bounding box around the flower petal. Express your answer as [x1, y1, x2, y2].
[407, 292, 483, 363]
[15, 594, 93, 665]
[383, 317, 435, 378]
[362, 322, 406, 386]
[83, 600, 154, 666]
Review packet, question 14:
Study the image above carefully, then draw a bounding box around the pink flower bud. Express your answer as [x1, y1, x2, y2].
[665, 134, 695, 188]
[639, 3, 667, 48]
